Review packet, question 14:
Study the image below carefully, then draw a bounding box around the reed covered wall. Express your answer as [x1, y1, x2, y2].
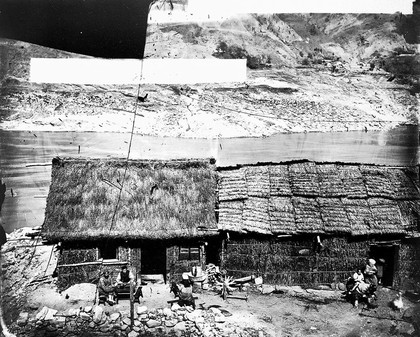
[224, 235, 380, 287]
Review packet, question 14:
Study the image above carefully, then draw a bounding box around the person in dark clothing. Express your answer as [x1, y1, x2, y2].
[116, 265, 134, 286]
[115, 266, 143, 303]
[98, 270, 116, 305]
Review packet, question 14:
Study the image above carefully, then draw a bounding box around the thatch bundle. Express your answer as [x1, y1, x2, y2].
[318, 198, 351, 234]
[218, 200, 244, 231]
[43, 158, 217, 241]
[317, 164, 344, 197]
[338, 166, 367, 198]
[361, 166, 396, 198]
[342, 198, 373, 235]
[268, 166, 292, 196]
[245, 166, 270, 197]
[217, 169, 247, 201]
[269, 197, 295, 234]
[217, 161, 419, 237]
[289, 162, 320, 196]
[43, 158, 420, 241]
[398, 200, 420, 232]
[293, 197, 323, 233]
[385, 169, 420, 200]
[243, 197, 271, 234]
[368, 198, 404, 234]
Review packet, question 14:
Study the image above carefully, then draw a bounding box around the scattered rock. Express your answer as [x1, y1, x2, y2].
[174, 321, 187, 332]
[165, 319, 178, 327]
[139, 314, 148, 321]
[194, 316, 205, 325]
[137, 306, 148, 315]
[66, 308, 80, 317]
[262, 285, 275, 295]
[185, 310, 203, 322]
[337, 283, 346, 291]
[84, 306, 92, 313]
[53, 316, 66, 328]
[93, 306, 104, 324]
[36, 306, 57, 321]
[17, 312, 29, 326]
[171, 303, 181, 311]
[402, 307, 414, 318]
[35, 306, 49, 320]
[128, 331, 139, 337]
[209, 307, 222, 315]
[122, 317, 132, 326]
[163, 307, 173, 317]
[146, 319, 161, 328]
[298, 249, 310, 255]
[316, 285, 332, 290]
[109, 312, 121, 322]
[395, 321, 415, 335]
[80, 312, 90, 320]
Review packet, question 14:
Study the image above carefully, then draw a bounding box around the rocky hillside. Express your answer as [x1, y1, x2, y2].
[145, 12, 418, 70]
[0, 12, 418, 138]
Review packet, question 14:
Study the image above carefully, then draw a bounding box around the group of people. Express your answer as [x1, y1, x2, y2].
[344, 258, 384, 308]
[98, 265, 143, 305]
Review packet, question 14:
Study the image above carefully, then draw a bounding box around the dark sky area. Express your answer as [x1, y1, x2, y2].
[0, 1, 419, 57]
[0, 0, 153, 58]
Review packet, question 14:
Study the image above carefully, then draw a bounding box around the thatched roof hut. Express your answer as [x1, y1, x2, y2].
[217, 161, 420, 236]
[42, 157, 217, 241]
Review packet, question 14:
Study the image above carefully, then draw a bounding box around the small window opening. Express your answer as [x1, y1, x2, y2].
[179, 246, 200, 261]
[99, 244, 117, 260]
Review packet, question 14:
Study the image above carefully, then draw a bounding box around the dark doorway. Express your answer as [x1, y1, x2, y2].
[141, 241, 166, 277]
[370, 244, 399, 287]
[206, 239, 221, 265]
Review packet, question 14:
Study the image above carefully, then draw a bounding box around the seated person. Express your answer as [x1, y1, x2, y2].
[115, 265, 135, 287]
[98, 270, 116, 305]
[364, 258, 378, 288]
[349, 269, 364, 292]
[114, 265, 143, 302]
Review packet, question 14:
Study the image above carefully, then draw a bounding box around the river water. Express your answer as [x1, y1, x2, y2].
[0, 125, 418, 233]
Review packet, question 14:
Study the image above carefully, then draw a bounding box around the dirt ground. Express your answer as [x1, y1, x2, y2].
[2, 229, 420, 337]
[18, 280, 420, 337]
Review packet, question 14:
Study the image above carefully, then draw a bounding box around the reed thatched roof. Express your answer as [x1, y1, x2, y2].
[217, 161, 420, 236]
[42, 157, 217, 241]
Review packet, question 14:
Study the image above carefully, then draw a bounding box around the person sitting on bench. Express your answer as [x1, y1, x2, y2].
[98, 270, 116, 305]
[115, 265, 143, 303]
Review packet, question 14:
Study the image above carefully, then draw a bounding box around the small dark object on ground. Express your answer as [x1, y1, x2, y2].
[138, 93, 148, 102]
[170, 282, 181, 298]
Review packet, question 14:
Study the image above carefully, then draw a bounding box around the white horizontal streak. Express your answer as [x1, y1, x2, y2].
[188, 0, 413, 14]
[30, 58, 247, 85]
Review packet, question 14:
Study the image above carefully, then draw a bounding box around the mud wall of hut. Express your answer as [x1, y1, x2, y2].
[395, 239, 420, 291]
[222, 236, 371, 286]
[57, 245, 130, 290]
[166, 244, 207, 283]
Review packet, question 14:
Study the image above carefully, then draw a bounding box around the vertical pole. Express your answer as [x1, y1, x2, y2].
[130, 283, 134, 328]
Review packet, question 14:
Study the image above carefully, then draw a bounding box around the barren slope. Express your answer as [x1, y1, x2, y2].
[0, 13, 418, 138]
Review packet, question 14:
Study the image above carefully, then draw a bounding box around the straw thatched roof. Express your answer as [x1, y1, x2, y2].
[217, 161, 420, 236]
[42, 157, 217, 241]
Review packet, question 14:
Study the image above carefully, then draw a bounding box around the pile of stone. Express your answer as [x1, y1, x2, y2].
[12, 304, 268, 337]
